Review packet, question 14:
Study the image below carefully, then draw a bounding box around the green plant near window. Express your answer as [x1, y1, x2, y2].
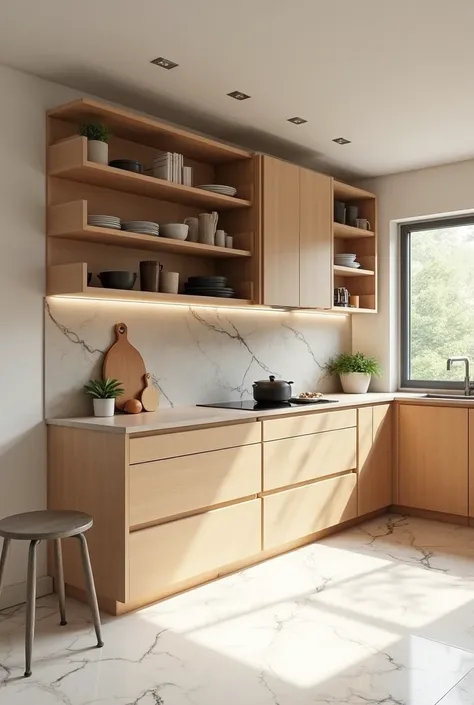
[84, 378, 124, 399]
[80, 122, 111, 143]
[326, 352, 382, 377]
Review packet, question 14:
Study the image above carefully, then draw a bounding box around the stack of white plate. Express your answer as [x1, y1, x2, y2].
[335, 253, 360, 268]
[197, 184, 237, 197]
[88, 214, 121, 230]
[121, 220, 159, 236]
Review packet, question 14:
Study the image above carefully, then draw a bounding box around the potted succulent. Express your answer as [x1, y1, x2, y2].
[80, 122, 111, 165]
[326, 352, 382, 394]
[84, 378, 124, 417]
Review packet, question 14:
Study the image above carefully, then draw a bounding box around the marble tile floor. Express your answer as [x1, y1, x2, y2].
[3, 514, 474, 704]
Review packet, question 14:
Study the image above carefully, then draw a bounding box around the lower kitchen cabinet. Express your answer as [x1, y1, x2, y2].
[129, 499, 261, 602]
[263, 474, 357, 550]
[358, 404, 392, 515]
[469, 410, 474, 517]
[398, 404, 468, 516]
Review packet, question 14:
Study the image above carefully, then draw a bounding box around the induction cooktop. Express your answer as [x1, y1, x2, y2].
[197, 399, 337, 411]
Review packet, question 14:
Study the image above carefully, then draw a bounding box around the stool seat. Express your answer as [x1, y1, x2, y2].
[0, 510, 92, 541]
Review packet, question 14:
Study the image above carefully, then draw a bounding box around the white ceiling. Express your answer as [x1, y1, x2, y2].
[1, 0, 474, 177]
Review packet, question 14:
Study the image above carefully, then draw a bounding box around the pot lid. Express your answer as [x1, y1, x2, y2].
[253, 375, 294, 387]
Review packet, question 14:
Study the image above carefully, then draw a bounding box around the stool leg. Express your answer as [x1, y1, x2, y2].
[0, 538, 11, 598]
[54, 539, 67, 626]
[76, 534, 103, 648]
[25, 539, 40, 678]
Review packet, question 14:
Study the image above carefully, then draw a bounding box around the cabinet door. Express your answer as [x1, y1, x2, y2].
[299, 168, 333, 308]
[358, 405, 392, 516]
[261, 155, 300, 306]
[469, 410, 474, 516]
[398, 405, 468, 516]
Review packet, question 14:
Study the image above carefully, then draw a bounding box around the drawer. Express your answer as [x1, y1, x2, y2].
[263, 427, 356, 491]
[129, 499, 261, 601]
[262, 409, 356, 441]
[263, 474, 357, 550]
[129, 422, 261, 464]
[130, 444, 262, 527]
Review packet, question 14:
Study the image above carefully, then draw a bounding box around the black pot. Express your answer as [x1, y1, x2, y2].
[253, 375, 294, 403]
[98, 271, 137, 290]
[109, 159, 143, 174]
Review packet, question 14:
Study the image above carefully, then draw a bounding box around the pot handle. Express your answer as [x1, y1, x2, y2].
[269, 375, 275, 382]
[288, 381, 294, 384]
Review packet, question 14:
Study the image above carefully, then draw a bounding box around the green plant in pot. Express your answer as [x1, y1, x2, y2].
[80, 122, 111, 165]
[326, 352, 381, 394]
[84, 378, 124, 417]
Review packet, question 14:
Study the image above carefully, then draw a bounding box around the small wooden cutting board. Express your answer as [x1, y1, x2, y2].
[141, 373, 159, 412]
[103, 323, 146, 410]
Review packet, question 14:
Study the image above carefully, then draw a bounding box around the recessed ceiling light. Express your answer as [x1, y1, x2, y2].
[288, 117, 307, 125]
[227, 91, 251, 100]
[151, 57, 179, 70]
[333, 137, 351, 145]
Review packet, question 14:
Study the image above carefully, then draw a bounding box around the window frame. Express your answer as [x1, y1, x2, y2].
[400, 215, 474, 389]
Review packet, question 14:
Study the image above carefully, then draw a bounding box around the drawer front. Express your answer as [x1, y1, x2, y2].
[130, 422, 261, 464]
[262, 409, 356, 441]
[129, 499, 261, 600]
[130, 444, 262, 527]
[263, 427, 356, 491]
[263, 474, 357, 550]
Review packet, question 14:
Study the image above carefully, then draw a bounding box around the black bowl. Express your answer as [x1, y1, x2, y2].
[98, 271, 137, 290]
[109, 159, 143, 174]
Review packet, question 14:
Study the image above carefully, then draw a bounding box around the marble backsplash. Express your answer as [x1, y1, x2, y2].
[45, 299, 351, 418]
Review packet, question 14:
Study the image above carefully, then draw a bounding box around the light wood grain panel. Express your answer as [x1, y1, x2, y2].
[261, 155, 300, 306]
[358, 404, 392, 515]
[129, 422, 261, 464]
[130, 444, 261, 526]
[263, 427, 356, 491]
[299, 168, 333, 308]
[263, 474, 357, 550]
[262, 409, 356, 442]
[469, 410, 474, 517]
[129, 500, 261, 600]
[47, 427, 128, 602]
[398, 405, 468, 516]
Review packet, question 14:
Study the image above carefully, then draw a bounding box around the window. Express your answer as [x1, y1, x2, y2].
[401, 216, 474, 388]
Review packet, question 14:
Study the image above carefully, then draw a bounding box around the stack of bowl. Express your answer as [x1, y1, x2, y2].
[121, 221, 159, 236]
[184, 276, 236, 298]
[334, 253, 360, 269]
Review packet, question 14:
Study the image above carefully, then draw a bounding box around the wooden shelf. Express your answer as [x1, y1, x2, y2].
[333, 222, 374, 239]
[48, 98, 251, 164]
[331, 306, 376, 314]
[48, 201, 252, 258]
[333, 265, 374, 277]
[49, 137, 252, 211]
[47, 263, 252, 307]
[334, 180, 376, 201]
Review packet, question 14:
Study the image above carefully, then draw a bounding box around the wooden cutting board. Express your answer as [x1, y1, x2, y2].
[141, 372, 159, 412]
[103, 323, 146, 410]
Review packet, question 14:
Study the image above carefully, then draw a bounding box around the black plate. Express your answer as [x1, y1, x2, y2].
[187, 290, 235, 298]
[187, 276, 228, 286]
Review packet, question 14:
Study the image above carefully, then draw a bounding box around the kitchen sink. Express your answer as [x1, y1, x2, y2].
[424, 393, 474, 400]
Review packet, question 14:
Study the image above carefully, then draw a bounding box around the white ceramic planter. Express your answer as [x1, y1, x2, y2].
[87, 139, 108, 165]
[93, 398, 115, 417]
[340, 372, 371, 394]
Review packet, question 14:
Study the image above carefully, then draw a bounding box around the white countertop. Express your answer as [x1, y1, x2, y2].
[45, 392, 448, 435]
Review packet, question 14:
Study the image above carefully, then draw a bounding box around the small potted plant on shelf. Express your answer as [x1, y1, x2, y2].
[79, 122, 111, 165]
[326, 352, 381, 394]
[84, 378, 124, 417]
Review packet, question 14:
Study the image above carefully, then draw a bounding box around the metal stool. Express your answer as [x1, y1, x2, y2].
[0, 510, 103, 677]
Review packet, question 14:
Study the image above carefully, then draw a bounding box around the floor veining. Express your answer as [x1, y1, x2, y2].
[2, 514, 474, 704]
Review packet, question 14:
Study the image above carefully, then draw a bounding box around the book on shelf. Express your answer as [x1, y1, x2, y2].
[182, 165, 193, 186]
[153, 151, 185, 184]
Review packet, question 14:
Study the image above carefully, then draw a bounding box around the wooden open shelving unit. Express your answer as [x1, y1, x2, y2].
[47, 98, 260, 307]
[332, 180, 377, 313]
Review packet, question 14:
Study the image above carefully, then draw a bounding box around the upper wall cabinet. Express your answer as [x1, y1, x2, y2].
[261, 155, 333, 309]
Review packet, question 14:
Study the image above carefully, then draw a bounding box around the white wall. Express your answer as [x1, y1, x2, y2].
[353, 159, 474, 391]
[0, 65, 82, 607]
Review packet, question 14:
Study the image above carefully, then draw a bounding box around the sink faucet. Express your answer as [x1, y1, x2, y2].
[447, 357, 474, 396]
